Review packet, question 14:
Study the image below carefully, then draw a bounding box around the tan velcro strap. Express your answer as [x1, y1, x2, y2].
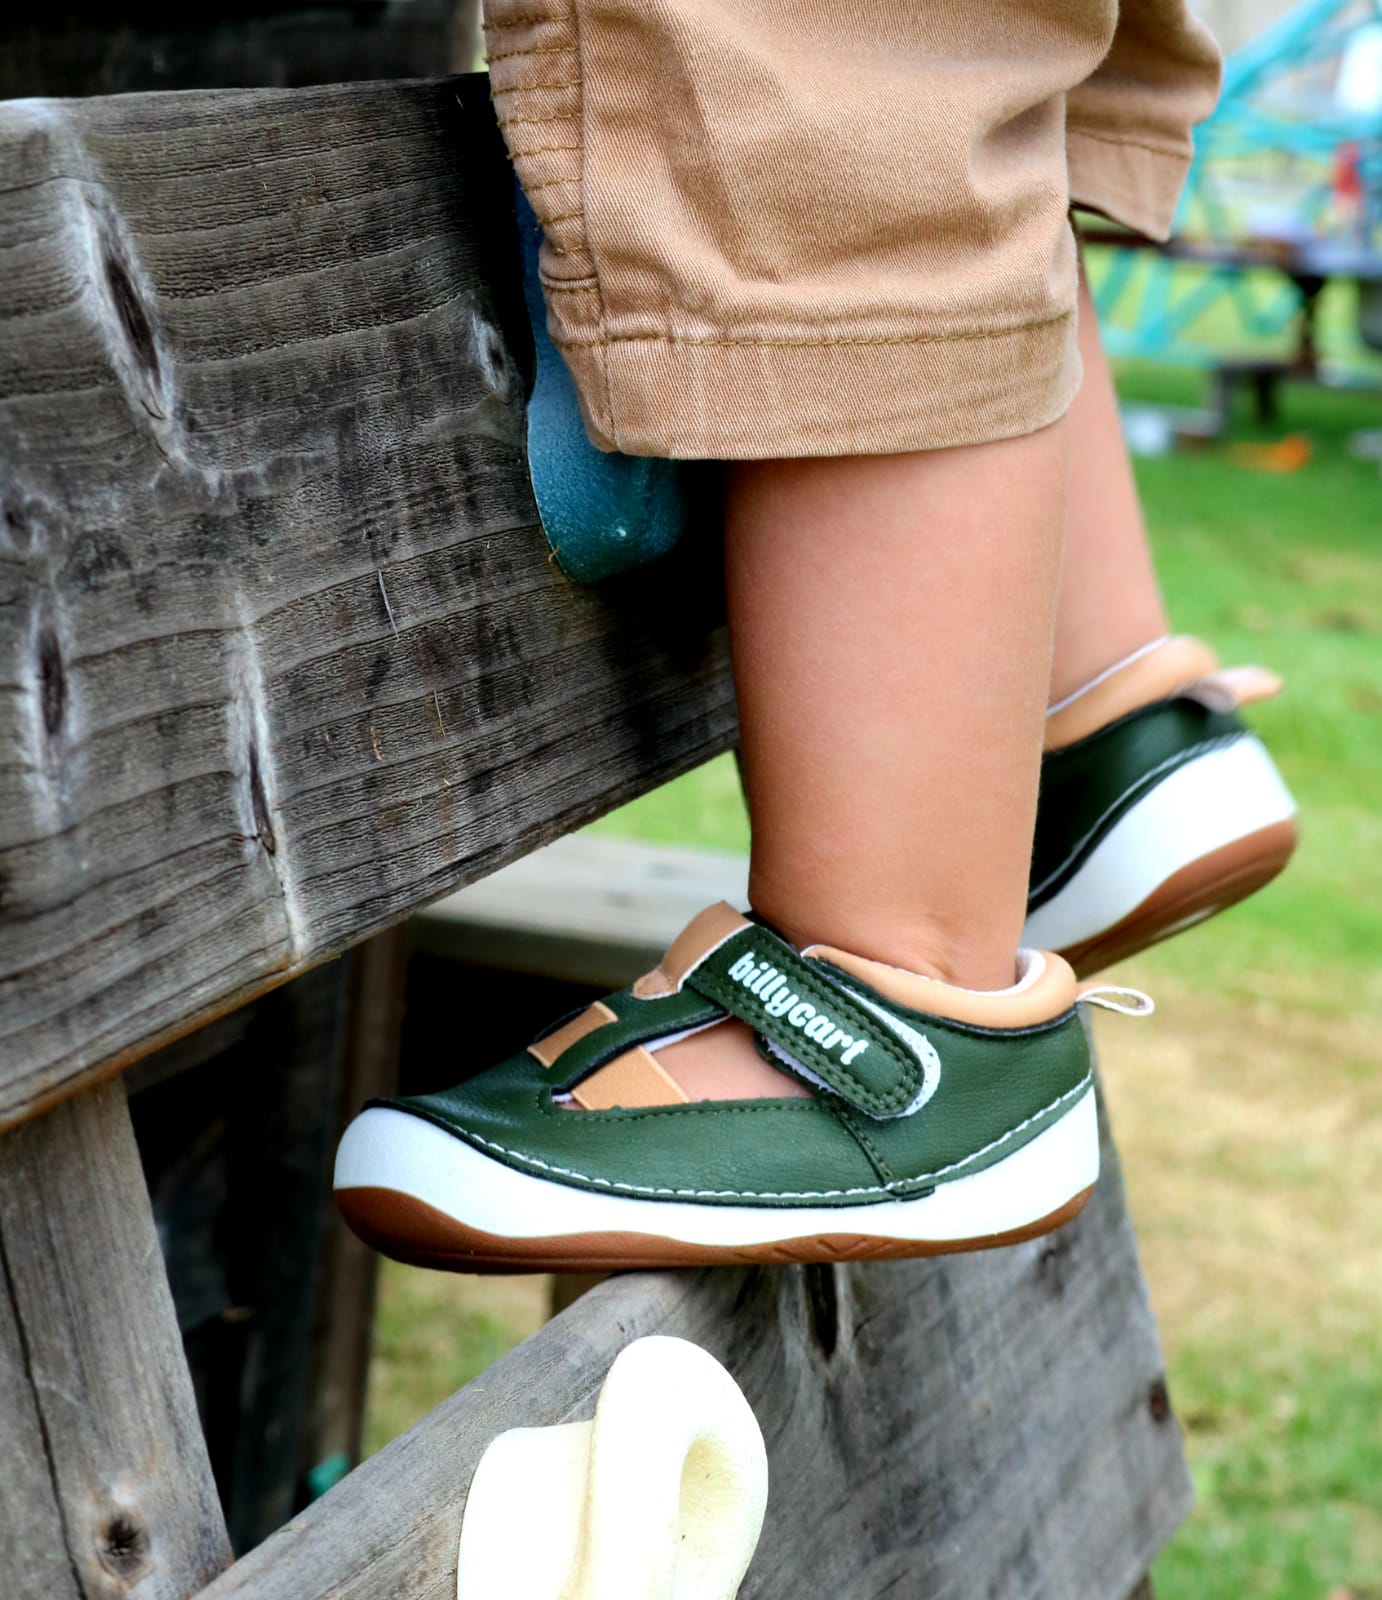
[570, 1046, 691, 1111]
[632, 902, 752, 999]
[1044, 635, 1219, 751]
[529, 1000, 618, 1069]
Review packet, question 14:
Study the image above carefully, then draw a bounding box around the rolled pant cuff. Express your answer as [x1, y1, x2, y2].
[1067, 127, 1192, 243]
[558, 312, 1081, 460]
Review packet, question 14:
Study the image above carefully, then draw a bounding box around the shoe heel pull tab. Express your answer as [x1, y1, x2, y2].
[1184, 664, 1283, 713]
[1076, 984, 1156, 1018]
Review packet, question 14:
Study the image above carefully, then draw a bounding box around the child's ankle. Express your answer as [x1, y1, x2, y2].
[748, 885, 1019, 992]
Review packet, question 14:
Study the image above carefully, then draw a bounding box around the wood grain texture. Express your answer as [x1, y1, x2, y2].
[0, 77, 735, 1129]
[0, 1, 482, 101]
[198, 1088, 1191, 1600]
[0, 1077, 232, 1600]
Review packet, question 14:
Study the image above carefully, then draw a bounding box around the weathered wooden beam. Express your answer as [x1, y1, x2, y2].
[197, 1090, 1191, 1600]
[0, 77, 735, 1129]
[0, 1077, 233, 1600]
[0, 1, 481, 101]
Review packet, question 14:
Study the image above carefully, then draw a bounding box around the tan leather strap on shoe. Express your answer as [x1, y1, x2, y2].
[633, 903, 753, 997]
[1045, 635, 1220, 751]
[529, 1001, 619, 1068]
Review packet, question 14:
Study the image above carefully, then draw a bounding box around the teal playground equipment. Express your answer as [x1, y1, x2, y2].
[1088, 0, 1382, 388]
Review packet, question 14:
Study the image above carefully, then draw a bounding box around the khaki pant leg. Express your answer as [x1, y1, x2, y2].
[485, 1, 1123, 457]
[1068, 0, 1223, 240]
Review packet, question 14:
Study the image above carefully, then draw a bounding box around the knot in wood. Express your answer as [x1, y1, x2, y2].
[3, 501, 34, 555]
[97, 1510, 150, 1581]
[102, 247, 160, 383]
[84, 195, 176, 436]
[37, 625, 66, 739]
[470, 312, 511, 400]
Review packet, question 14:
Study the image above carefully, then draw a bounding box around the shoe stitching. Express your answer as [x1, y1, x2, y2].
[455, 1074, 1093, 1200]
[1029, 734, 1243, 899]
[544, 1099, 815, 1123]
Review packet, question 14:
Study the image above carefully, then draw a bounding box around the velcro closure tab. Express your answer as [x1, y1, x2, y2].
[686, 927, 930, 1119]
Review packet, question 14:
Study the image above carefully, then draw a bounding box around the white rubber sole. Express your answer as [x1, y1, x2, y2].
[1023, 734, 1296, 957]
[333, 1085, 1098, 1259]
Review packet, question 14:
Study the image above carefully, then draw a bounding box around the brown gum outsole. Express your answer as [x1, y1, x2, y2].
[1058, 817, 1298, 979]
[334, 1184, 1096, 1275]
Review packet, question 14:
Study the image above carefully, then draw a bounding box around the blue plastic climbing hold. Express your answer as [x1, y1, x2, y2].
[515, 187, 690, 583]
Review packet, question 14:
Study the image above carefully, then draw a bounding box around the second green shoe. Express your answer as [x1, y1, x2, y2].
[335, 904, 1140, 1273]
[1027, 635, 1297, 975]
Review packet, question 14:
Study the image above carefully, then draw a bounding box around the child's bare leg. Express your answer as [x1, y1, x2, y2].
[1050, 271, 1169, 704]
[728, 422, 1068, 992]
[1028, 269, 1297, 974]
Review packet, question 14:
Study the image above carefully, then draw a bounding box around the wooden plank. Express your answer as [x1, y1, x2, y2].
[0, 2, 481, 100]
[196, 1088, 1192, 1600]
[0, 1077, 233, 1600]
[0, 77, 735, 1130]
[415, 835, 751, 989]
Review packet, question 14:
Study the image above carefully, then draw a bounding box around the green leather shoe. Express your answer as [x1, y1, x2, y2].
[1027, 635, 1297, 975]
[336, 905, 1143, 1272]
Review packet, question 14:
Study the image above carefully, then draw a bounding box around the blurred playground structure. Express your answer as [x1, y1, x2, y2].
[1087, 0, 1382, 433]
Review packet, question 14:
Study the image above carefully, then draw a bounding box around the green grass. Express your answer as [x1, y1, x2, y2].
[594, 748, 750, 855]
[364, 1268, 548, 1456]
[1158, 1335, 1382, 1599]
